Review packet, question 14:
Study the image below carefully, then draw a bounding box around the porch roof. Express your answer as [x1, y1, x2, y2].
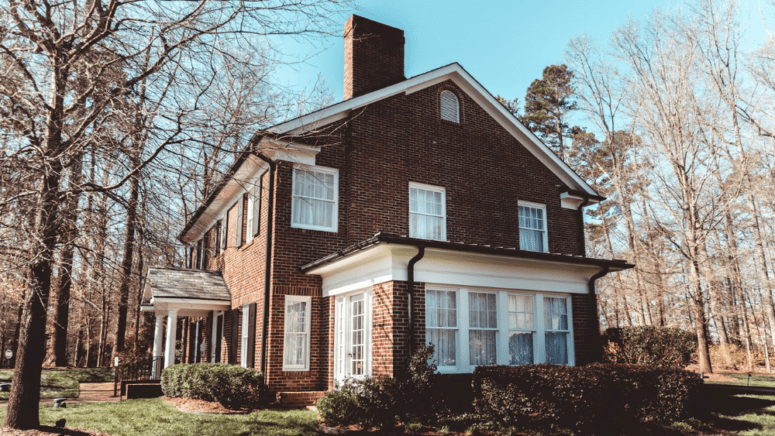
[142, 267, 231, 303]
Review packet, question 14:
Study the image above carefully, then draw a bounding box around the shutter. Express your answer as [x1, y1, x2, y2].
[247, 303, 257, 368]
[187, 320, 196, 363]
[252, 180, 261, 237]
[214, 221, 221, 257]
[206, 311, 214, 361]
[229, 308, 241, 364]
[236, 197, 244, 248]
[186, 247, 192, 269]
[221, 214, 228, 251]
[202, 230, 210, 269]
[196, 240, 203, 269]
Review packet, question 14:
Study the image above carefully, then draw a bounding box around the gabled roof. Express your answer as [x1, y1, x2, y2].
[268, 62, 600, 198]
[142, 267, 231, 302]
[179, 63, 601, 243]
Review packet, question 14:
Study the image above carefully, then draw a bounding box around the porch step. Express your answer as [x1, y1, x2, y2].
[275, 391, 327, 407]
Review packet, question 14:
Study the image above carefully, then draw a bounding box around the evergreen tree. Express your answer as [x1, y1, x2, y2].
[522, 65, 578, 161]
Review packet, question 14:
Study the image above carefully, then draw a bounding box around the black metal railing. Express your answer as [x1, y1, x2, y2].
[114, 356, 164, 397]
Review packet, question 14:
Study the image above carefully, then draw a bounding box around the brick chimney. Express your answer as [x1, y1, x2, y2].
[343, 15, 405, 100]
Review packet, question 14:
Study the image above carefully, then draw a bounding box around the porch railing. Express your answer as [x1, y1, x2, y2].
[114, 356, 164, 397]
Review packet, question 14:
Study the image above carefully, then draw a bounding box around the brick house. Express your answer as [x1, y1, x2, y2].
[141, 15, 634, 406]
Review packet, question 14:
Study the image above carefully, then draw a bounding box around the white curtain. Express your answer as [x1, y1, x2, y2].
[544, 298, 568, 365]
[292, 169, 335, 228]
[426, 290, 457, 365]
[519, 205, 545, 251]
[469, 293, 497, 365]
[284, 301, 307, 366]
[410, 187, 444, 240]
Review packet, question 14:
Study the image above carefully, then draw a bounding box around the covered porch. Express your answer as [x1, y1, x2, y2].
[140, 267, 232, 377]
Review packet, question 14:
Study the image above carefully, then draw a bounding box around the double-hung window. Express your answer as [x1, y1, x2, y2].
[284, 296, 311, 371]
[426, 290, 457, 367]
[292, 166, 338, 232]
[468, 292, 497, 366]
[545, 297, 570, 365]
[508, 295, 535, 365]
[519, 201, 548, 252]
[240, 305, 250, 367]
[409, 183, 446, 241]
[425, 289, 573, 372]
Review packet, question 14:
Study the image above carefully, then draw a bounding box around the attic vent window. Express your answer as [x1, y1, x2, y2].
[440, 91, 460, 123]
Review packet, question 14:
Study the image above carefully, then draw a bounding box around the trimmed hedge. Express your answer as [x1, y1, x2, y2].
[473, 364, 702, 434]
[603, 326, 697, 368]
[161, 363, 263, 408]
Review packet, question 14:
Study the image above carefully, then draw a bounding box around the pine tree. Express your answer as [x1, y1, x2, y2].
[522, 65, 578, 161]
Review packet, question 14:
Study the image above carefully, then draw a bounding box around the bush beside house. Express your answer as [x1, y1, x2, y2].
[161, 363, 263, 409]
[602, 326, 697, 368]
[318, 347, 702, 434]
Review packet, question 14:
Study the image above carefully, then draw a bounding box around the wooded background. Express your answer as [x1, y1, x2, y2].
[1, 0, 773, 382]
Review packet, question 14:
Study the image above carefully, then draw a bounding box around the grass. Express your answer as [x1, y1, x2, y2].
[707, 372, 775, 389]
[0, 367, 113, 400]
[0, 398, 321, 436]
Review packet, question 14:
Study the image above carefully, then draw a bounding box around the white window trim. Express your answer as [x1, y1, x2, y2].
[291, 164, 339, 233]
[425, 287, 459, 371]
[425, 286, 574, 373]
[240, 305, 250, 367]
[211, 311, 224, 363]
[333, 289, 373, 385]
[283, 295, 312, 371]
[518, 200, 549, 253]
[409, 182, 447, 241]
[246, 195, 254, 244]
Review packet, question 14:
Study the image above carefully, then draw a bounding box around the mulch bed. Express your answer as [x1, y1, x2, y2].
[162, 396, 252, 414]
[0, 427, 118, 436]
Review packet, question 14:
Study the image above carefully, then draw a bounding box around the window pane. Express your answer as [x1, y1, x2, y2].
[519, 205, 546, 252]
[427, 329, 457, 366]
[292, 168, 336, 229]
[409, 185, 445, 241]
[469, 293, 497, 329]
[546, 332, 568, 365]
[469, 330, 496, 366]
[520, 228, 544, 252]
[545, 297, 568, 331]
[509, 332, 534, 365]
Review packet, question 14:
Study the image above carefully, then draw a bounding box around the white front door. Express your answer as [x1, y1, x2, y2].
[334, 291, 371, 386]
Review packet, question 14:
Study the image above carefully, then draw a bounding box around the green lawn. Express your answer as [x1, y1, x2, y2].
[0, 398, 321, 436]
[707, 373, 775, 389]
[0, 367, 113, 400]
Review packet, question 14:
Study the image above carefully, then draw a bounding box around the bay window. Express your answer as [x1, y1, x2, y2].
[425, 288, 573, 372]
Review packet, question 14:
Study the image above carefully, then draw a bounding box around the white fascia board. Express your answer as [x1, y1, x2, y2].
[268, 63, 598, 197]
[182, 139, 321, 243]
[306, 242, 612, 296]
[150, 297, 232, 311]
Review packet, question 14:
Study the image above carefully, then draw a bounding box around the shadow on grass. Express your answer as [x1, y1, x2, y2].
[695, 390, 775, 432]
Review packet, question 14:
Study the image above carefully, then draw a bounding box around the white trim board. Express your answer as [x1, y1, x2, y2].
[306, 243, 608, 297]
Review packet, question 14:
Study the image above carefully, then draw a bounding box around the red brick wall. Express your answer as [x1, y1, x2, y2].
[372, 281, 426, 379]
[189, 71, 590, 395]
[344, 15, 405, 100]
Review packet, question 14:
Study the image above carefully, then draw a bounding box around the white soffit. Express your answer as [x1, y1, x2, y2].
[307, 243, 609, 297]
[269, 63, 598, 198]
[182, 139, 320, 243]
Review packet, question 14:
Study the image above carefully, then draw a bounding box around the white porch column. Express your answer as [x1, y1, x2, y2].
[151, 313, 165, 378]
[164, 309, 179, 368]
[152, 313, 165, 358]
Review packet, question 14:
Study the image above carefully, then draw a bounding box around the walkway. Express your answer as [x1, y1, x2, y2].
[0, 382, 120, 406]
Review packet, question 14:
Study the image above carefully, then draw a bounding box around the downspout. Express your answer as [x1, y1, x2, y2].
[407, 246, 425, 357]
[587, 265, 610, 363]
[255, 153, 276, 375]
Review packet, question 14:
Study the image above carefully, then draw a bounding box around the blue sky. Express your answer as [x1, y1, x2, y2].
[273, 0, 775, 110]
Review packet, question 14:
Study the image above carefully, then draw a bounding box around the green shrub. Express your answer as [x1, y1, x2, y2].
[472, 364, 702, 434]
[317, 346, 441, 430]
[160, 363, 263, 409]
[317, 376, 399, 429]
[602, 326, 697, 368]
